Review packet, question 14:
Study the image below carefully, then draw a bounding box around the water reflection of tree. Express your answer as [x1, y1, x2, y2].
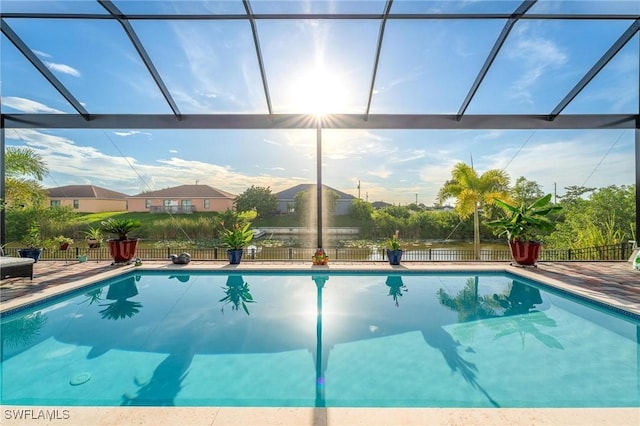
[434, 276, 501, 407]
[1, 312, 47, 350]
[385, 275, 407, 307]
[98, 277, 143, 320]
[437, 277, 496, 322]
[220, 275, 255, 315]
[490, 281, 563, 350]
[122, 351, 193, 406]
[80, 288, 103, 305]
[420, 324, 499, 407]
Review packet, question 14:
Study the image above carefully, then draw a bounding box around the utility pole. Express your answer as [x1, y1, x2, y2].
[357, 180, 361, 199]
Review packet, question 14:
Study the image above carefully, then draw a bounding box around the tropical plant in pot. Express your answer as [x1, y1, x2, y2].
[18, 222, 43, 262]
[487, 194, 562, 267]
[384, 230, 403, 265]
[101, 218, 142, 264]
[221, 222, 253, 264]
[84, 226, 103, 249]
[45, 235, 74, 251]
[312, 248, 329, 265]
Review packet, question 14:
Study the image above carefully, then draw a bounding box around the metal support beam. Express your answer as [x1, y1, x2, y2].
[0, 116, 5, 248]
[636, 125, 639, 247]
[365, 0, 393, 121]
[3, 113, 637, 130]
[2, 12, 639, 21]
[243, 0, 273, 115]
[316, 120, 323, 250]
[1, 19, 90, 119]
[98, 0, 182, 119]
[549, 19, 640, 120]
[456, 0, 537, 121]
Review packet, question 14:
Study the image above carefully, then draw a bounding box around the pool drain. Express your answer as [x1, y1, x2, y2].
[69, 372, 91, 386]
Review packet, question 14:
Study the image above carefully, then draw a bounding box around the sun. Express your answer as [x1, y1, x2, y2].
[288, 65, 351, 115]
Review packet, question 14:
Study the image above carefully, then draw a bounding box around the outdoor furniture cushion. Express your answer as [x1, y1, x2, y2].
[1, 256, 35, 280]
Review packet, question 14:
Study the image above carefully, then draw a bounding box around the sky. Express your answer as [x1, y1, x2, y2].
[1, 0, 639, 206]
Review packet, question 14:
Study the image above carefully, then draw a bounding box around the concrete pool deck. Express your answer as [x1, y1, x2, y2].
[1, 260, 639, 425]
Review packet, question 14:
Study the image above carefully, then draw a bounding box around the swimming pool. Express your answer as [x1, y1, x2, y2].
[1, 270, 638, 408]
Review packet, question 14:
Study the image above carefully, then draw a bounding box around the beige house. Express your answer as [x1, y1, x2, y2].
[47, 185, 128, 212]
[127, 184, 236, 213]
[275, 184, 356, 216]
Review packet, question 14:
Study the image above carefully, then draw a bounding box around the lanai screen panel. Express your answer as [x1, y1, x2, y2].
[1, 0, 638, 216]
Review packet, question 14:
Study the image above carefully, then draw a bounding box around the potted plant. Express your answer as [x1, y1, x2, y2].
[384, 230, 403, 265]
[487, 194, 562, 267]
[101, 218, 142, 264]
[45, 235, 74, 251]
[84, 226, 103, 249]
[221, 222, 253, 264]
[18, 222, 43, 262]
[312, 248, 329, 265]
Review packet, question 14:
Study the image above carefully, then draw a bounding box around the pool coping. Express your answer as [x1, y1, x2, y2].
[1, 406, 639, 426]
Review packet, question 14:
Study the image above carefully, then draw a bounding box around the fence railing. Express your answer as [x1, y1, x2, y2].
[149, 206, 195, 214]
[5, 242, 634, 262]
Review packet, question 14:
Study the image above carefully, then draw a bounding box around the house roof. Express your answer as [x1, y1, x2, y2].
[47, 185, 128, 199]
[275, 184, 356, 200]
[129, 184, 236, 199]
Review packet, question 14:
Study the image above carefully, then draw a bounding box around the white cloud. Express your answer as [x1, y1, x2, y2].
[113, 131, 151, 137]
[368, 168, 392, 179]
[33, 49, 52, 58]
[45, 61, 81, 77]
[1, 97, 64, 113]
[506, 25, 567, 105]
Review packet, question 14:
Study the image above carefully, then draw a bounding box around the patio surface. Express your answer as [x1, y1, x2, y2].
[1, 260, 639, 425]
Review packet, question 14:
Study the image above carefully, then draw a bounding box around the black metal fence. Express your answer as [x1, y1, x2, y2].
[5, 242, 635, 262]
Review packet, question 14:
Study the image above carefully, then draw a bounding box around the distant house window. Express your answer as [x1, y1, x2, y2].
[51, 200, 61, 207]
[73, 199, 79, 209]
[181, 200, 192, 212]
[164, 199, 178, 212]
[145, 199, 151, 208]
[204, 199, 210, 209]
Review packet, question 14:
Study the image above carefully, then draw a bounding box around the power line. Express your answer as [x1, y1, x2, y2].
[501, 130, 536, 172]
[582, 130, 626, 187]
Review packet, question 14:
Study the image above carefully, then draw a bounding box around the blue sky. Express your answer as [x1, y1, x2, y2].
[1, 0, 638, 205]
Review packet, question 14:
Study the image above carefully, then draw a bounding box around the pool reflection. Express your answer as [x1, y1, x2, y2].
[0, 272, 637, 408]
[98, 275, 143, 321]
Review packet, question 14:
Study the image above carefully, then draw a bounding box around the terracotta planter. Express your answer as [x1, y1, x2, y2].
[107, 239, 139, 263]
[509, 241, 541, 266]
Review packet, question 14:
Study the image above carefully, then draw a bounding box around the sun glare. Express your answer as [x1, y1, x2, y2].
[288, 66, 350, 115]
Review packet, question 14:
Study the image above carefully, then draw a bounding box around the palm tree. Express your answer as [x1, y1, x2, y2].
[5, 146, 49, 208]
[437, 162, 510, 259]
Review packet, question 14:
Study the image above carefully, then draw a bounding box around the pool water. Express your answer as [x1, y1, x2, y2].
[1, 271, 638, 408]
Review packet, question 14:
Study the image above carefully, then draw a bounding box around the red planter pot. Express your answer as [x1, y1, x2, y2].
[509, 241, 541, 266]
[107, 239, 139, 263]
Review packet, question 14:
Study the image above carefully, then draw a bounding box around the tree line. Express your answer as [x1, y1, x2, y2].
[3, 148, 636, 250]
